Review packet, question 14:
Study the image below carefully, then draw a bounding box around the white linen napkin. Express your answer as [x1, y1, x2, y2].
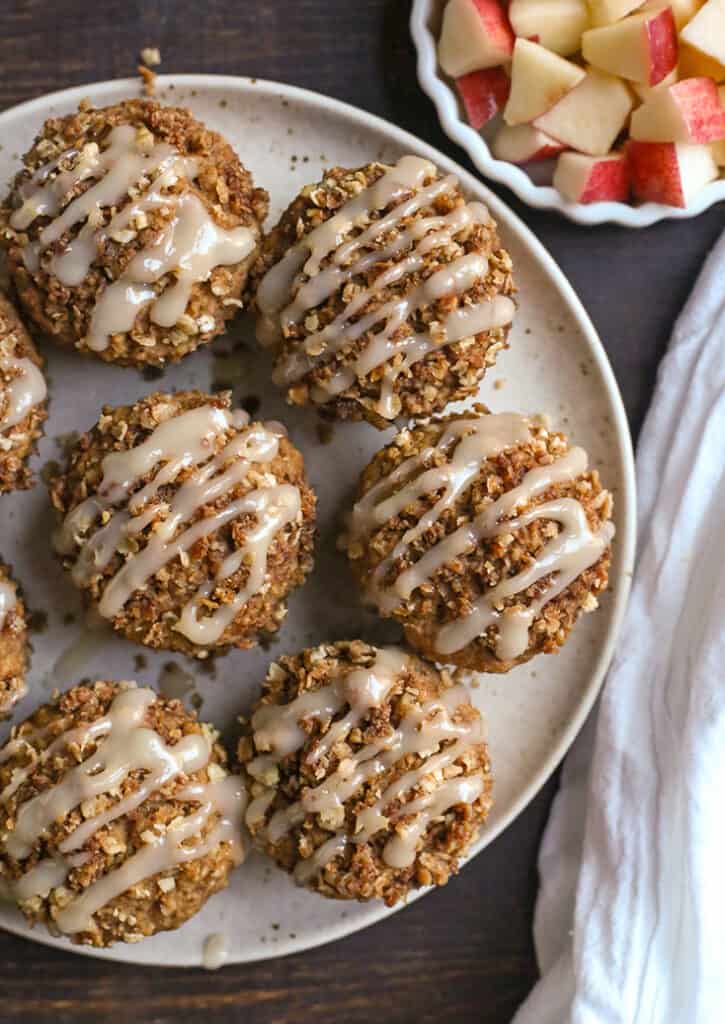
[514, 230, 725, 1024]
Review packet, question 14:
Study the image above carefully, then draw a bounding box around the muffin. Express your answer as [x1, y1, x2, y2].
[240, 640, 492, 906]
[0, 680, 247, 947]
[49, 389, 316, 658]
[0, 561, 28, 718]
[252, 155, 515, 427]
[0, 291, 47, 493]
[0, 99, 268, 367]
[341, 408, 614, 672]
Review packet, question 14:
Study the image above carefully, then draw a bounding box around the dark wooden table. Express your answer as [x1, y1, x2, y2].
[0, 2, 721, 1022]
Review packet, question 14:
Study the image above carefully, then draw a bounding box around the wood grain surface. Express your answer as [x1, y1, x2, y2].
[0, 2, 722, 1022]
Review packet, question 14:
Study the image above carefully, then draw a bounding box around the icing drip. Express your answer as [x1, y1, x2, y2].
[348, 413, 614, 661]
[11, 125, 255, 351]
[0, 581, 17, 631]
[245, 648, 486, 880]
[202, 932, 229, 970]
[256, 155, 514, 418]
[0, 684, 247, 934]
[54, 404, 301, 646]
[0, 342, 46, 434]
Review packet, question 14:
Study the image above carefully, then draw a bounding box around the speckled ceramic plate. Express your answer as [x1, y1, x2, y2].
[0, 75, 635, 967]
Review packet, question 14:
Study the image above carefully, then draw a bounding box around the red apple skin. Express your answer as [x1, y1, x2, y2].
[673, 78, 725, 142]
[645, 7, 678, 85]
[508, 140, 566, 163]
[472, 0, 515, 54]
[626, 140, 684, 205]
[456, 67, 511, 129]
[579, 159, 631, 202]
[525, 142, 566, 162]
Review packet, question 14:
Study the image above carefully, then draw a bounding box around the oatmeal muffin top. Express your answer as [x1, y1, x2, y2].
[0, 291, 46, 493]
[251, 155, 515, 427]
[0, 680, 246, 947]
[49, 389, 316, 658]
[240, 640, 493, 906]
[342, 408, 614, 672]
[0, 99, 268, 367]
[0, 560, 28, 718]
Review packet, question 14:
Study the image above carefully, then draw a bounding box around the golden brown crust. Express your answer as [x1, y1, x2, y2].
[343, 408, 613, 672]
[249, 162, 515, 428]
[0, 681, 237, 946]
[0, 99, 269, 368]
[238, 640, 493, 906]
[0, 291, 46, 492]
[48, 390, 317, 658]
[0, 560, 28, 718]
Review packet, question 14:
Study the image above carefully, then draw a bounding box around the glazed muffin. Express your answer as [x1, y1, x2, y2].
[0, 291, 47, 493]
[240, 640, 492, 906]
[341, 408, 614, 673]
[252, 155, 515, 427]
[0, 561, 28, 718]
[48, 389, 316, 658]
[0, 680, 247, 947]
[0, 99, 268, 368]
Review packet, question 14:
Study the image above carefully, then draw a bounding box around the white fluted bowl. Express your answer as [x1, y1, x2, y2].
[411, 0, 725, 226]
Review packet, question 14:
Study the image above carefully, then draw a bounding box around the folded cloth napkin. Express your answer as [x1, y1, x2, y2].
[514, 230, 725, 1024]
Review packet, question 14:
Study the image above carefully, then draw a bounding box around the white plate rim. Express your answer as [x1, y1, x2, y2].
[410, 0, 725, 227]
[0, 73, 637, 967]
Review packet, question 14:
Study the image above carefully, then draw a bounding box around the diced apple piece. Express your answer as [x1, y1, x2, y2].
[439, 0, 515, 76]
[456, 67, 511, 129]
[508, 0, 589, 57]
[643, 0, 705, 31]
[589, 0, 645, 27]
[627, 140, 718, 205]
[681, 0, 725, 79]
[679, 41, 725, 81]
[553, 151, 631, 202]
[631, 77, 725, 142]
[534, 67, 634, 155]
[632, 67, 677, 102]
[581, 8, 678, 85]
[503, 39, 586, 125]
[492, 123, 568, 162]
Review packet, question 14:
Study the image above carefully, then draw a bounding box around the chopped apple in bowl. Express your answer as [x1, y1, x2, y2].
[681, 0, 725, 79]
[508, 0, 590, 56]
[503, 39, 586, 124]
[630, 77, 725, 142]
[438, 0, 514, 76]
[455, 67, 511, 128]
[492, 123, 567, 162]
[534, 67, 633, 155]
[553, 151, 631, 201]
[435, 0, 725, 208]
[581, 8, 678, 85]
[627, 140, 718, 203]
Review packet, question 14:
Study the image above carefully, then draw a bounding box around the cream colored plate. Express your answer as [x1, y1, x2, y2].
[0, 75, 635, 967]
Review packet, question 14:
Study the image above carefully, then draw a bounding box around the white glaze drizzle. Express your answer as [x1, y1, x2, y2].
[348, 413, 614, 661]
[0, 581, 17, 632]
[53, 404, 301, 646]
[245, 648, 486, 880]
[11, 125, 255, 351]
[256, 155, 513, 418]
[0, 684, 247, 934]
[203, 932, 229, 970]
[0, 340, 46, 435]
